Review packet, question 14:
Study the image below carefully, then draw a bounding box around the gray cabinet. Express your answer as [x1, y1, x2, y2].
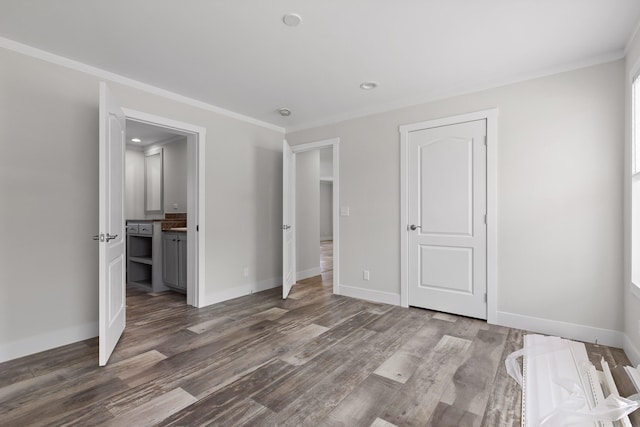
[127, 221, 169, 293]
[163, 232, 187, 292]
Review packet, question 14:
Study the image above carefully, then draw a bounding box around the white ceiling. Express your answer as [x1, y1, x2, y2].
[1, 1, 639, 131]
[125, 120, 184, 149]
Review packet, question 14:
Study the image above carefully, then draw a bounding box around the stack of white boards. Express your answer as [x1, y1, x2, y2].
[520, 334, 639, 427]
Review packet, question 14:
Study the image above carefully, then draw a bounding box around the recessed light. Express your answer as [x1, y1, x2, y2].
[360, 81, 379, 90]
[283, 13, 302, 27]
[131, 138, 142, 143]
[278, 108, 292, 117]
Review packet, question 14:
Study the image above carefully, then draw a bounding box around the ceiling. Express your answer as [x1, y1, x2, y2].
[1, 1, 639, 131]
[126, 120, 185, 149]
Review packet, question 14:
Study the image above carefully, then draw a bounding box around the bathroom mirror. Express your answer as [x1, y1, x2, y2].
[145, 148, 163, 214]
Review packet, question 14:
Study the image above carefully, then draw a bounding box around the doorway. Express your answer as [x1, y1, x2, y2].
[122, 109, 206, 308]
[400, 109, 498, 322]
[282, 138, 340, 299]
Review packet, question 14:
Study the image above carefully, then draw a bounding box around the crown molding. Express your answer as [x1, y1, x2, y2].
[286, 51, 624, 133]
[0, 36, 285, 134]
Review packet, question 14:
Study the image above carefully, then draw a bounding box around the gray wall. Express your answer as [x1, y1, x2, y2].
[161, 138, 188, 214]
[288, 60, 625, 336]
[320, 182, 333, 241]
[295, 150, 321, 278]
[125, 138, 188, 220]
[0, 46, 284, 361]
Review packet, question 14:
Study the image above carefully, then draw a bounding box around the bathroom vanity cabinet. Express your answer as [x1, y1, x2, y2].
[162, 232, 187, 292]
[126, 221, 169, 292]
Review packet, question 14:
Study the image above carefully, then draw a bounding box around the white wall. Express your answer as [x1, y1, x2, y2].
[288, 60, 625, 343]
[320, 182, 333, 241]
[319, 146, 333, 180]
[0, 46, 284, 362]
[625, 30, 640, 365]
[161, 138, 188, 214]
[296, 150, 321, 279]
[125, 148, 145, 219]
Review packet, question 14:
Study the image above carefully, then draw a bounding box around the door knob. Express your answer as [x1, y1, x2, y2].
[409, 224, 421, 231]
[282, 225, 291, 230]
[106, 234, 118, 242]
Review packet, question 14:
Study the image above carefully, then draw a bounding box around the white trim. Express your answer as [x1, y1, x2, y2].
[201, 278, 282, 307]
[286, 53, 622, 133]
[0, 322, 98, 364]
[122, 108, 206, 308]
[337, 285, 401, 306]
[291, 137, 340, 295]
[631, 283, 640, 300]
[624, 334, 640, 366]
[496, 311, 624, 348]
[296, 267, 322, 281]
[0, 36, 284, 134]
[399, 109, 498, 325]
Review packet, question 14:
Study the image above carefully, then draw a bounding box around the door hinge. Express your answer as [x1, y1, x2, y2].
[484, 214, 487, 225]
[196, 225, 199, 232]
[484, 293, 487, 303]
[484, 136, 487, 145]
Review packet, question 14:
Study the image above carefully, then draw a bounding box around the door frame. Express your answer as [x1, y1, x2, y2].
[290, 137, 340, 295]
[121, 108, 206, 308]
[400, 109, 498, 323]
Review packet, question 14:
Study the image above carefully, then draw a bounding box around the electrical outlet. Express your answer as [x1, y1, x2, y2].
[363, 270, 370, 281]
[243, 267, 249, 278]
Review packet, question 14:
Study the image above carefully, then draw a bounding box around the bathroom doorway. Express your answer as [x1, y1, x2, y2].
[122, 109, 205, 308]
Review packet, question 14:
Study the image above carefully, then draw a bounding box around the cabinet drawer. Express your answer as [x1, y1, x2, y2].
[138, 223, 153, 235]
[126, 224, 139, 234]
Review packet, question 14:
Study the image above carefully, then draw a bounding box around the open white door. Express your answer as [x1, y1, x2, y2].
[98, 82, 126, 365]
[282, 140, 296, 299]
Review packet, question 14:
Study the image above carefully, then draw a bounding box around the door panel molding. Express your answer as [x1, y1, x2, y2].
[400, 109, 498, 324]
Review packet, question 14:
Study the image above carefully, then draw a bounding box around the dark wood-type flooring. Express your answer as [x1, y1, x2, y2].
[0, 241, 632, 426]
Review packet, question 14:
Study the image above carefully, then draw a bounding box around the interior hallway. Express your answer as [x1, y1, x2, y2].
[0, 242, 631, 425]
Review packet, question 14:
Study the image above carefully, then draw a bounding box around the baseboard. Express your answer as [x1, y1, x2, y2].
[200, 277, 282, 307]
[0, 321, 98, 364]
[296, 267, 322, 281]
[624, 334, 640, 366]
[496, 311, 624, 348]
[338, 284, 401, 306]
[320, 236, 333, 242]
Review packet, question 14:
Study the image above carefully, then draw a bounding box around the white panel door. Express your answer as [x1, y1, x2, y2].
[408, 119, 487, 319]
[282, 140, 296, 299]
[98, 82, 126, 365]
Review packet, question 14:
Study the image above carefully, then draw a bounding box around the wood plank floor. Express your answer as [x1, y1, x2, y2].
[0, 241, 631, 426]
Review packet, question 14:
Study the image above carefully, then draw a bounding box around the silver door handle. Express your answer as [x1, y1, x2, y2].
[282, 225, 291, 230]
[106, 234, 118, 242]
[409, 224, 421, 231]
